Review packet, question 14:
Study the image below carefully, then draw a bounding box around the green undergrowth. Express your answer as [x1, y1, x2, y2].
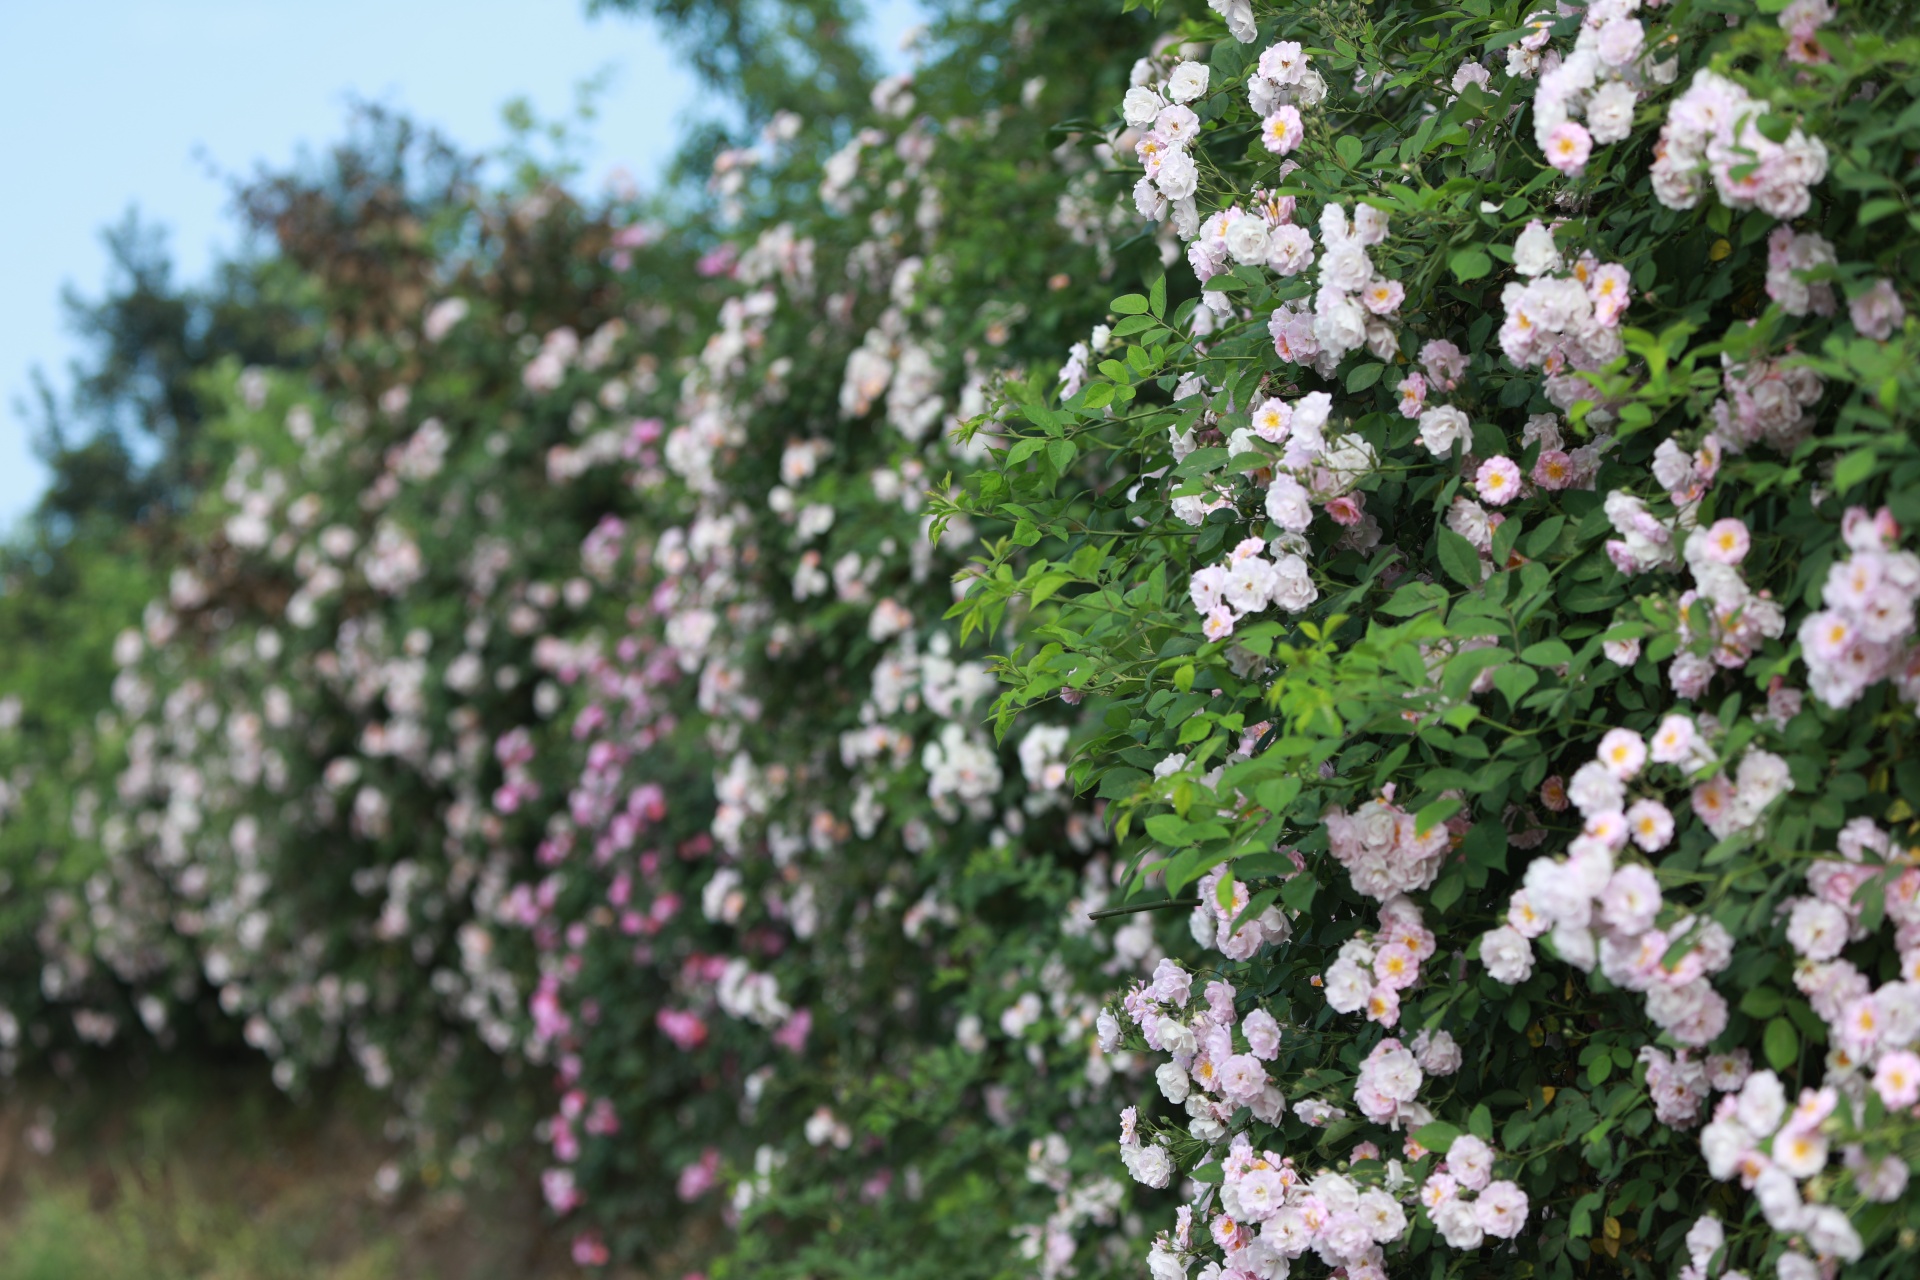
[0, 1057, 604, 1280]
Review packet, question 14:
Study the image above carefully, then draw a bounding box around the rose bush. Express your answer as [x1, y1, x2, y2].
[0, 3, 1164, 1275]
[5, 0, 1920, 1276]
[953, 1, 1920, 1277]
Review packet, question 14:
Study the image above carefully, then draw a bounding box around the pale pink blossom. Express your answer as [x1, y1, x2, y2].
[1543, 121, 1593, 174]
[1475, 456, 1523, 506]
[1261, 107, 1305, 155]
[1851, 278, 1906, 341]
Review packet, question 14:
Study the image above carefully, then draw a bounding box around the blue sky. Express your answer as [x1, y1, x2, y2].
[0, 0, 920, 532]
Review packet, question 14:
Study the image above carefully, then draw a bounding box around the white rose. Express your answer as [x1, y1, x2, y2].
[1322, 241, 1374, 292]
[1513, 220, 1563, 278]
[1700, 1119, 1752, 1179]
[1434, 1198, 1485, 1249]
[1735, 748, 1791, 810]
[1418, 404, 1470, 456]
[1353, 203, 1390, 245]
[1129, 1143, 1175, 1190]
[1156, 1061, 1192, 1103]
[1145, 1237, 1188, 1276]
[1157, 1014, 1197, 1057]
[1170, 196, 1200, 240]
[1415, 1029, 1463, 1075]
[1320, 433, 1374, 494]
[1586, 80, 1636, 145]
[1210, 0, 1257, 43]
[1167, 61, 1211, 104]
[1801, 1205, 1863, 1262]
[1132, 176, 1168, 222]
[1155, 148, 1198, 201]
[1776, 1252, 1820, 1280]
[1318, 202, 1351, 244]
[1266, 224, 1315, 275]
[1312, 292, 1367, 355]
[1480, 925, 1534, 984]
[1325, 958, 1372, 1012]
[1225, 217, 1271, 265]
[1269, 554, 1319, 612]
[1447, 496, 1492, 551]
[1365, 318, 1399, 362]
[1123, 86, 1166, 129]
[1265, 475, 1313, 531]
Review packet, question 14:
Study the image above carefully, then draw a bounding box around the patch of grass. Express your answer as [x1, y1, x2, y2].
[0, 1059, 597, 1280]
[0, 1174, 403, 1280]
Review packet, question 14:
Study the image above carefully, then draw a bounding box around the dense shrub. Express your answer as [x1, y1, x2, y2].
[954, 0, 1920, 1277]
[5, 0, 1920, 1276]
[4, 4, 1159, 1275]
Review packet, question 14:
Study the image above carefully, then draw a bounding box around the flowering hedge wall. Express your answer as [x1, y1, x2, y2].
[952, 0, 1920, 1277]
[3, 0, 1919, 1276]
[2, 4, 1165, 1276]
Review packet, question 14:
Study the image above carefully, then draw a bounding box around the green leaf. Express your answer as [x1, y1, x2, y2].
[1027, 573, 1073, 607]
[1430, 870, 1465, 912]
[1379, 582, 1449, 617]
[1149, 275, 1168, 319]
[1415, 797, 1464, 834]
[1443, 647, 1509, 699]
[1764, 1017, 1799, 1071]
[1230, 887, 1283, 934]
[1346, 363, 1386, 393]
[1461, 821, 1508, 871]
[1110, 293, 1150, 315]
[1833, 447, 1878, 495]
[1586, 1055, 1612, 1085]
[1489, 491, 1529, 545]
[1449, 247, 1493, 282]
[1559, 582, 1622, 613]
[1046, 439, 1077, 473]
[1145, 813, 1191, 846]
[1525, 514, 1567, 558]
[1006, 437, 1042, 465]
[1469, 1104, 1494, 1141]
[1254, 776, 1302, 813]
[1280, 872, 1319, 914]
[1437, 528, 1483, 588]
[1188, 1161, 1225, 1184]
[1860, 198, 1906, 227]
[1739, 986, 1784, 1019]
[1412, 1121, 1460, 1154]
[1022, 404, 1064, 433]
[1520, 640, 1573, 667]
[1570, 1191, 1604, 1238]
[1316, 1117, 1364, 1152]
[1335, 134, 1363, 167]
[1492, 663, 1538, 707]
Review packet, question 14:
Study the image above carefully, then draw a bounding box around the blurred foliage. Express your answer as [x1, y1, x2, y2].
[22, 212, 315, 538]
[0, 2, 1165, 1277]
[588, 0, 878, 126]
